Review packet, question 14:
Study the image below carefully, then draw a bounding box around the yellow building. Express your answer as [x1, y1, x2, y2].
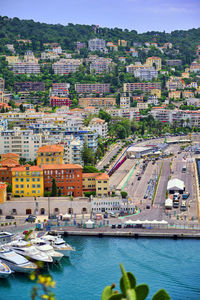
[6, 56, 20, 64]
[82, 173, 109, 197]
[118, 40, 127, 47]
[37, 145, 64, 166]
[96, 173, 109, 197]
[0, 183, 7, 204]
[145, 57, 162, 70]
[12, 166, 44, 197]
[150, 89, 161, 98]
[168, 91, 181, 99]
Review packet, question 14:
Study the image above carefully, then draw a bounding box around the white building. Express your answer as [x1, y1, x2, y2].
[120, 97, 130, 109]
[52, 59, 82, 75]
[0, 127, 43, 160]
[91, 197, 135, 214]
[88, 39, 106, 52]
[134, 68, 158, 81]
[89, 118, 108, 138]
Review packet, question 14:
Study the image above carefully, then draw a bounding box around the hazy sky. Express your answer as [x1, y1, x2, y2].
[0, 0, 200, 33]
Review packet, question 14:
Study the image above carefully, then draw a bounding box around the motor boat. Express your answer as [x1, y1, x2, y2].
[8, 240, 53, 263]
[0, 260, 12, 278]
[31, 238, 63, 262]
[0, 247, 37, 273]
[42, 235, 75, 257]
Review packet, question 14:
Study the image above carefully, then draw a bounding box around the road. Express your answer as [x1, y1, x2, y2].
[96, 143, 122, 170]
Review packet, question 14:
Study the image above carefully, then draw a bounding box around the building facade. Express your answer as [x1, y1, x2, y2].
[37, 145, 64, 166]
[43, 164, 82, 197]
[12, 166, 44, 197]
[79, 97, 116, 108]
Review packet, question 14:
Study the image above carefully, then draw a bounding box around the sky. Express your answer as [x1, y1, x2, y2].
[0, 0, 200, 33]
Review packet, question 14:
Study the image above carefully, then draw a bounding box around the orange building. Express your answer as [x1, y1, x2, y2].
[0, 183, 7, 203]
[0, 153, 20, 185]
[43, 164, 83, 197]
[37, 145, 64, 166]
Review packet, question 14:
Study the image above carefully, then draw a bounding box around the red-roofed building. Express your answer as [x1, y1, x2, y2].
[37, 145, 64, 165]
[42, 164, 82, 197]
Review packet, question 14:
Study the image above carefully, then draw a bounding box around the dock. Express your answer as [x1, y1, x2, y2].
[50, 227, 200, 239]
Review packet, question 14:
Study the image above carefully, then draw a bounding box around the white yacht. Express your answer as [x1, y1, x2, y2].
[0, 247, 37, 273]
[31, 238, 63, 262]
[0, 260, 12, 278]
[8, 240, 53, 263]
[0, 232, 13, 245]
[42, 235, 75, 257]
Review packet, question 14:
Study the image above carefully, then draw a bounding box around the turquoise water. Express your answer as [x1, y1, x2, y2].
[1, 237, 200, 300]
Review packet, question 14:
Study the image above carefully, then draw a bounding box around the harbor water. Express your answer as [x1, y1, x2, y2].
[0, 236, 200, 300]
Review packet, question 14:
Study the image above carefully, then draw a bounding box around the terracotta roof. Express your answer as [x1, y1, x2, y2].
[96, 173, 109, 180]
[1, 153, 19, 158]
[82, 173, 100, 178]
[12, 166, 42, 172]
[37, 145, 64, 153]
[0, 167, 8, 171]
[70, 108, 84, 112]
[0, 159, 20, 167]
[42, 164, 82, 170]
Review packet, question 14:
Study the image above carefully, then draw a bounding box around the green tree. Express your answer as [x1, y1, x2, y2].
[58, 189, 61, 197]
[121, 191, 128, 198]
[51, 179, 57, 197]
[83, 165, 99, 173]
[98, 110, 111, 123]
[81, 142, 94, 166]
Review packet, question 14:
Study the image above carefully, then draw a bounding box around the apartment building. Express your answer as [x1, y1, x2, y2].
[0, 128, 43, 161]
[14, 82, 45, 93]
[52, 59, 82, 75]
[75, 42, 86, 50]
[79, 97, 116, 108]
[50, 96, 72, 107]
[106, 108, 140, 121]
[41, 51, 60, 60]
[90, 58, 113, 74]
[12, 62, 40, 75]
[89, 118, 108, 138]
[75, 83, 110, 94]
[137, 102, 148, 109]
[37, 145, 64, 166]
[168, 91, 181, 99]
[6, 44, 15, 53]
[123, 82, 161, 93]
[183, 91, 194, 98]
[166, 79, 185, 91]
[120, 97, 130, 108]
[126, 62, 144, 73]
[6, 56, 20, 64]
[166, 60, 182, 66]
[82, 173, 109, 197]
[88, 39, 106, 52]
[150, 89, 161, 98]
[145, 57, 162, 70]
[63, 138, 83, 165]
[134, 68, 158, 81]
[43, 164, 82, 197]
[52, 46, 62, 54]
[12, 165, 44, 197]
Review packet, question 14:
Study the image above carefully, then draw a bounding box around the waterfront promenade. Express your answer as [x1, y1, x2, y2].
[51, 225, 200, 239]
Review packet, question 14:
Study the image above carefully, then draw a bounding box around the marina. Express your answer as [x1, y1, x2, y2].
[0, 235, 200, 300]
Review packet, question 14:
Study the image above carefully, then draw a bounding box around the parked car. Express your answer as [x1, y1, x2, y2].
[5, 215, 15, 220]
[138, 176, 141, 181]
[110, 212, 116, 218]
[25, 215, 36, 222]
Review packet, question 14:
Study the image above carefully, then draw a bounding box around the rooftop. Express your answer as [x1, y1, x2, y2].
[42, 164, 82, 170]
[37, 145, 64, 153]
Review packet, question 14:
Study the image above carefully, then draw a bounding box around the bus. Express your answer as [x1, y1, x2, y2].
[182, 165, 186, 173]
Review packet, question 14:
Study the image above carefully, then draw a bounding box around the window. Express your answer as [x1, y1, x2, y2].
[37, 184, 40, 188]
[20, 185, 24, 188]
[20, 178, 24, 182]
[37, 178, 40, 182]
[26, 178, 30, 182]
[104, 188, 107, 190]
[32, 184, 36, 188]
[37, 190, 40, 194]
[98, 188, 101, 190]
[32, 178, 35, 182]
[15, 184, 19, 188]
[32, 190, 36, 194]
[15, 178, 19, 182]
